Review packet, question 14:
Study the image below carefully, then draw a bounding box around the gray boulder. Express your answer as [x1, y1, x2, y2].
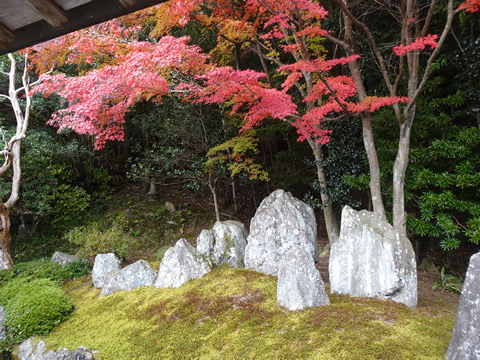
[17, 338, 97, 360]
[0, 305, 5, 341]
[329, 206, 417, 308]
[196, 229, 215, 262]
[196, 221, 248, 268]
[100, 260, 157, 296]
[50, 252, 78, 267]
[277, 247, 330, 310]
[91, 253, 121, 288]
[446, 252, 480, 360]
[244, 189, 318, 275]
[155, 238, 210, 288]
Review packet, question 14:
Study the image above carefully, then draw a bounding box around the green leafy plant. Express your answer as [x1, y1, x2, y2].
[65, 221, 134, 260]
[0, 259, 91, 286]
[0, 278, 73, 344]
[432, 267, 462, 294]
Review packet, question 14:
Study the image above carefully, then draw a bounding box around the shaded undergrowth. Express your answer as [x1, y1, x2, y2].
[43, 269, 455, 360]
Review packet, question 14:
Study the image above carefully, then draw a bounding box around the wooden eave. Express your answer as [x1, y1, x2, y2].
[0, 0, 167, 56]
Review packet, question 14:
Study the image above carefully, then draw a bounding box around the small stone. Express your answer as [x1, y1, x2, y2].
[418, 257, 439, 275]
[155, 238, 210, 288]
[91, 253, 121, 288]
[165, 201, 176, 213]
[55, 348, 74, 360]
[72, 346, 95, 360]
[50, 252, 78, 268]
[277, 247, 330, 310]
[446, 252, 480, 360]
[100, 260, 157, 297]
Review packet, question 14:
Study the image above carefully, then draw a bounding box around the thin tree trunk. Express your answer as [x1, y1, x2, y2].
[208, 175, 220, 222]
[392, 116, 413, 238]
[0, 203, 13, 269]
[311, 141, 339, 244]
[360, 113, 386, 219]
[340, 3, 386, 219]
[231, 179, 237, 213]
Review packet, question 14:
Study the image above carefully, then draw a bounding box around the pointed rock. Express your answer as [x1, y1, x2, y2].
[155, 238, 210, 288]
[277, 247, 330, 310]
[100, 260, 157, 297]
[245, 189, 318, 275]
[92, 253, 121, 288]
[329, 206, 417, 308]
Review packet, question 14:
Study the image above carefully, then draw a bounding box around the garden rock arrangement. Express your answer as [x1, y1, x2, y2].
[196, 220, 248, 268]
[244, 189, 318, 276]
[100, 260, 157, 297]
[155, 238, 211, 288]
[92, 253, 121, 288]
[329, 206, 417, 308]
[447, 251, 480, 360]
[17, 338, 97, 360]
[277, 247, 329, 310]
[50, 252, 78, 268]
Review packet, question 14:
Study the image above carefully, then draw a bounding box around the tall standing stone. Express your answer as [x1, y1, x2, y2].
[329, 206, 417, 308]
[277, 247, 330, 310]
[155, 238, 211, 288]
[244, 189, 318, 276]
[91, 253, 121, 288]
[196, 221, 248, 268]
[446, 252, 480, 360]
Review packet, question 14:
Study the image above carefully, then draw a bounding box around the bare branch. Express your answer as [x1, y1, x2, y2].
[331, 0, 395, 93]
[405, 0, 455, 113]
[422, 0, 438, 36]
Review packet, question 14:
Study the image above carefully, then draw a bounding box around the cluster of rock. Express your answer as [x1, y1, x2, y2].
[26, 189, 480, 357]
[244, 190, 328, 310]
[91, 255, 157, 296]
[89, 189, 421, 311]
[17, 338, 97, 360]
[87, 190, 329, 311]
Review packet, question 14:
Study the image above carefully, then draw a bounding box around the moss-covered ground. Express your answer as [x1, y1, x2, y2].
[43, 268, 456, 359]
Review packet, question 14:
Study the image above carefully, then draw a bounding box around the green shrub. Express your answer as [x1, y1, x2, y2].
[65, 221, 133, 260]
[0, 278, 73, 343]
[63, 260, 91, 279]
[0, 259, 91, 286]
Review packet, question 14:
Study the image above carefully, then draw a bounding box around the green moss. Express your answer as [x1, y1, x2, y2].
[44, 269, 455, 359]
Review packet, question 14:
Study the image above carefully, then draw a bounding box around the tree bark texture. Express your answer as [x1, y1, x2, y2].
[311, 141, 339, 245]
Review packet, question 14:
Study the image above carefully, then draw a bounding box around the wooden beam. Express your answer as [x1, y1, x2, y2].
[118, 0, 138, 7]
[26, 0, 68, 30]
[0, 23, 15, 49]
